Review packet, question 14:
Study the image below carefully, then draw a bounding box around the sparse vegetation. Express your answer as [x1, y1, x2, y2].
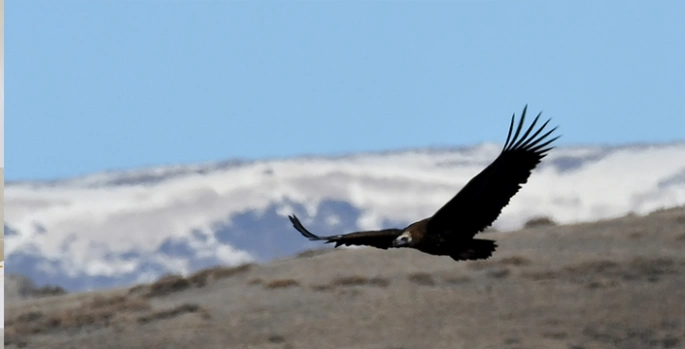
[523, 257, 679, 287]
[4, 293, 212, 347]
[137, 303, 207, 324]
[581, 323, 683, 348]
[649, 206, 680, 216]
[138, 263, 254, 298]
[6, 275, 69, 301]
[675, 214, 685, 224]
[5, 294, 151, 338]
[127, 284, 147, 295]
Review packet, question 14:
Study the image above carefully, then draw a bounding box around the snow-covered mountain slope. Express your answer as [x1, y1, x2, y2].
[5, 142, 685, 291]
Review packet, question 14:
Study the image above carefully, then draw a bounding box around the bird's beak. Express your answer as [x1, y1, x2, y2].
[392, 237, 408, 247]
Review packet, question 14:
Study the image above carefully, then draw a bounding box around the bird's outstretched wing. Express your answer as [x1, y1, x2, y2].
[288, 215, 403, 249]
[427, 105, 560, 240]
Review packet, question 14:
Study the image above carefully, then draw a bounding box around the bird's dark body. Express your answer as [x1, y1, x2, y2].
[287, 105, 559, 262]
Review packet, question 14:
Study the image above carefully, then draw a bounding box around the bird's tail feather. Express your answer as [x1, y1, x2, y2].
[450, 239, 497, 261]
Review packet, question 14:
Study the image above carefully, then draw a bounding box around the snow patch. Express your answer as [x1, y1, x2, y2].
[4, 142, 685, 282]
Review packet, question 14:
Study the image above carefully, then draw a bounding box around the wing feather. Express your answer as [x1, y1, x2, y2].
[427, 105, 560, 240]
[288, 215, 403, 249]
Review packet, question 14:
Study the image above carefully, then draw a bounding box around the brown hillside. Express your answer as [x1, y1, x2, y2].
[5, 206, 685, 349]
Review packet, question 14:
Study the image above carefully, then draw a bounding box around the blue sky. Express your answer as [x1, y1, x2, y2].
[6, 1, 685, 181]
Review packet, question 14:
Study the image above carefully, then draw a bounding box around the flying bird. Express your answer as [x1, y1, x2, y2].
[288, 105, 559, 261]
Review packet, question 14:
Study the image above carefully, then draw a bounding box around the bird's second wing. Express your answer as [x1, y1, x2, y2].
[288, 215, 403, 249]
[427, 105, 560, 240]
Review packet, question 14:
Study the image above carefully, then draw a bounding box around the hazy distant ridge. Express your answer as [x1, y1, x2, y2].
[4, 142, 685, 291]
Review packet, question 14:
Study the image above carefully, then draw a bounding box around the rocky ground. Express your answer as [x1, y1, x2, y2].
[4, 206, 685, 349]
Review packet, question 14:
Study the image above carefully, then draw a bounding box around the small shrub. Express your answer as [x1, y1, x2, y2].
[486, 268, 511, 279]
[662, 336, 681, 348]
[212, 263, 252, 279]
[628, 230, 645, 239]
[295, 249, 329, 258]
[504, 337, 521, 345]
[90, 294, 150, 312]
[311, 284, 333, 292]
[466, 260, 493, 271]
[128, 284, 147, 296]
[523, 216, 557, 229]
[649, 206, 679, 216]
[331, 276, 369, 287]
[268, 334, 286, 343]
[187, 263, 253, 287]
[567, 260, 619, 274]
[498, 255, 531, 266]
[367, 277, 390, 287]
[32, 285, 67, 298]
[247, 278, 263, 286]
[407, 272, 435, 286]
[522, 270, 559, 281]
[264, 279, 299, 289]
[542, 331, 568, 340]
[329, 275, 390, 288]
[442, 276, 471, 285]
[145, 274, 191, 298]
[137, 303, 203, 324]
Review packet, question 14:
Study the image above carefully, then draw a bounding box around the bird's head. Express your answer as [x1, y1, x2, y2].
[392, 230, 415, 247]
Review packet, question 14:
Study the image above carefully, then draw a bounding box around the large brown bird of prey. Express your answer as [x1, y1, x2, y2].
[288, 105, 559, 261]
